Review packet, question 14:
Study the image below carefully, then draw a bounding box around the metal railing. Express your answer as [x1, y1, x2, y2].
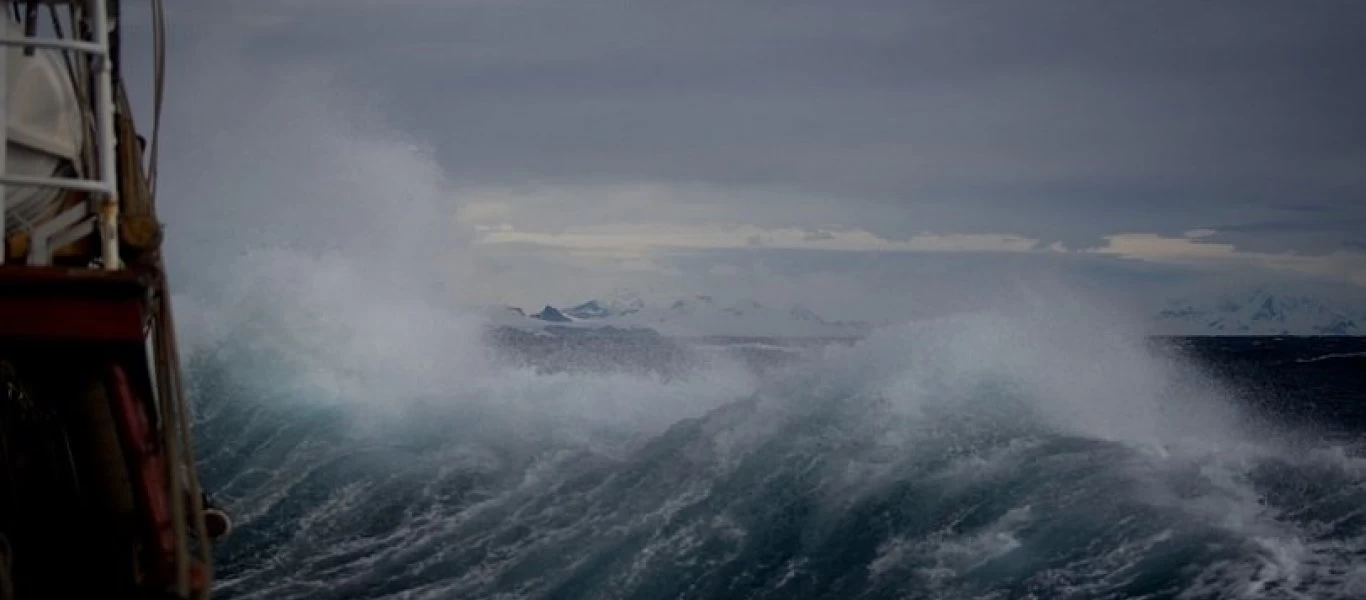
[0, 0, 118, 269]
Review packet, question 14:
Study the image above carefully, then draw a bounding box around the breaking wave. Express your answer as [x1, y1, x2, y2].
[160, 41, 1366, 599]
[176, 258, 1366, 600]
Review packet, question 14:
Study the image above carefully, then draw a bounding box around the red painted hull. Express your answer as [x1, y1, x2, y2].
[0, 266, 150, 343]
[0, 265, 207, 597]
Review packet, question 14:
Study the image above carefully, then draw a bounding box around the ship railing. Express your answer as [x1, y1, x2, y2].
[0, 0, 119, 269]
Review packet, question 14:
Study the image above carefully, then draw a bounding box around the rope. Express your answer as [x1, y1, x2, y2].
[66, 3, 98, 179]
[162, 279, 213, 600]
[143, 3, 215, 595]
[147, 0, 165, 195]
[46, 6, 77, 98]
[141, 1, 213, 594]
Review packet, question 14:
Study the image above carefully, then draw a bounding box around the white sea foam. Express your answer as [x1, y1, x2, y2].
[162, 34, 1366, 600]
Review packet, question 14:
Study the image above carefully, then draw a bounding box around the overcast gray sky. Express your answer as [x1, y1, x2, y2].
[135, 1, 1366, 319]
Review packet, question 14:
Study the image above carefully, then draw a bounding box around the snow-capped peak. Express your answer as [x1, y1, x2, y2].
[532, 305, 572, 323]
[1153, 287, 1364, 335]
[497, 295, 870, 338]
[562, 298, 645, 320]
[563, 300, 611, 320]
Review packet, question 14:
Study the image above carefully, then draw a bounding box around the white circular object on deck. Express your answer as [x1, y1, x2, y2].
[4, 16, 87, 233]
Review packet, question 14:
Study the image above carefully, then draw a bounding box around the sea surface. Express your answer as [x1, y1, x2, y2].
[190, 322, 1366, 599]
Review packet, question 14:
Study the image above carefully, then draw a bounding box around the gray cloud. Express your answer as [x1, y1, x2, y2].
[125, 1, 1366, 316]
[156, 2, 1366, 222]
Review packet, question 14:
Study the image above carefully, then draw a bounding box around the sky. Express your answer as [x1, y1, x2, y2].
[126, 1, 1366, 321]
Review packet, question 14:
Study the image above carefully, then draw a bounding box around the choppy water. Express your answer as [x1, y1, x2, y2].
[184, 282, 1366, 600]
[151, 39, 1366, 596]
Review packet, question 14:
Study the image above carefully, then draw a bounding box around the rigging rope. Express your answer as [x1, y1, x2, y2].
[144, 3, 216, 595]
[139, 3, 215, 596]
[146, 0, 164, 194]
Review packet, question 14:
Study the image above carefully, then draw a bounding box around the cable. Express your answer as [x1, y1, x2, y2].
[143, 2, 215, 592]
[147, 0, 165, 195]
[136, 2, 211, 595]
[136, 1, 215, 595]
[60, 2, 99, 179]
[47, 5, 75, 87]
[163, 281, 213, 600]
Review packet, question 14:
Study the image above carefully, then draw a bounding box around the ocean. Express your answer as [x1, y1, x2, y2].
[189, 316, 1366, 599]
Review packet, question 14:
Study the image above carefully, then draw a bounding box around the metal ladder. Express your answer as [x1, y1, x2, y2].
[0, 0, 119, 269]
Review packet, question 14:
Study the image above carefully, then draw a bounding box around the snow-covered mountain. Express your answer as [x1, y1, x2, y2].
[561, 299, 644, 320]
[482, 286, 1365, 339]
[1152, 287, 1365, 335]
[493, 295, 870, 338]
[531, 305, 572, 322]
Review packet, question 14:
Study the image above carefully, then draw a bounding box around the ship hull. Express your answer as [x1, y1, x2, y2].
[0, 266, 202, 598]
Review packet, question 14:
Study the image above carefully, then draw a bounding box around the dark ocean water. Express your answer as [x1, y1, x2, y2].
[190, 324, 1366, 600]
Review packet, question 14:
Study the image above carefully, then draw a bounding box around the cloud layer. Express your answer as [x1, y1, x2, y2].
[127, 1, 1366, 320]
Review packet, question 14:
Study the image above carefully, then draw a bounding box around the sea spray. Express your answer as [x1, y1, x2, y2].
[154, 29, 1366, 600]
[180, 280, 1366, 599]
